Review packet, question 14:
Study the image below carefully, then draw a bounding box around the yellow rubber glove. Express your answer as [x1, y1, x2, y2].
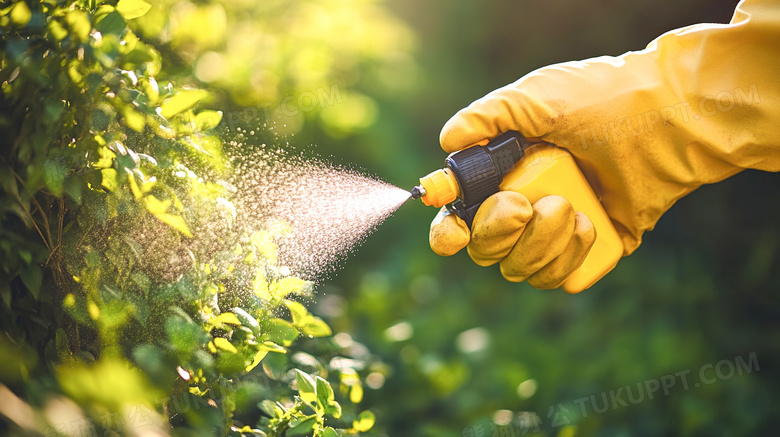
[431, 192, 597, 289]
[431, 0, 780, 288]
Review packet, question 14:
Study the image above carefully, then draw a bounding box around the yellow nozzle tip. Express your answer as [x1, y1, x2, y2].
[419, 168, 459, 207]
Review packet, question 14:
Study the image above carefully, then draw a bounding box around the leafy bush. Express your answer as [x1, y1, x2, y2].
[0, 1, 406, 435]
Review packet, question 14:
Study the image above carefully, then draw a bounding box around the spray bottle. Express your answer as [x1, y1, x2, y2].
[410, 131, 623, 293]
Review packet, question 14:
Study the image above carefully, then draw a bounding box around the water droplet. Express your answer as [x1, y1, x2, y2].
[229, 145, 411, 281]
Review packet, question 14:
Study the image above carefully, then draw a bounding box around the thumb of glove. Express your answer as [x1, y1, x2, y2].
[429, 207, 470, 256]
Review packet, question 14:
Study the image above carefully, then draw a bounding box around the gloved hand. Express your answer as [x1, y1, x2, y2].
[431, 192, 597, 289]
[431, 0, 780, 288]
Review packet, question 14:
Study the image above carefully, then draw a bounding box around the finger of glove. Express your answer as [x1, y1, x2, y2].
[499, 195, 575, 282]
[429, 207, 470, 256]
[526, 212, 597, 289]
[467, 191, 532, 266]
[439, 73, 560, 154]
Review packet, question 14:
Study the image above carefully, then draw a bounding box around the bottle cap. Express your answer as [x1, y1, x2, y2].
[418, 168, 459, 207]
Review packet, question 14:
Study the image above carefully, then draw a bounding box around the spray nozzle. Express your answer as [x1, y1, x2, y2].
[412, 168, 460, 207]
[412, 131, 530, 224]
[410, 185, 426, 200]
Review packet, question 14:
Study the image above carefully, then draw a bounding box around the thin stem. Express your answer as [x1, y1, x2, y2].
[11, 168, 53, 251]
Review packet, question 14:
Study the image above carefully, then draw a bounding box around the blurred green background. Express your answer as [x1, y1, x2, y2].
[290, 0, 779, 435]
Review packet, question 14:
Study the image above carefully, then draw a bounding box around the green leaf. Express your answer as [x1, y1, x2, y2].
[270, 277, 311, 300]
[125, 45, 155, 64]
[58, 359, 159, 411]
[20, 265, 42, 300]
[47, 20, 68, 41]
[216, 349, 246, 374]
[287, 415, 316, 437]
[322, 427, 338, 437]
[140, 77, 159, 104]
[295, 369, 317, 404]
[250, 230, 278, 264]
[259, 400, 281, 418]
[165, 314, 206, 353]
[101, 168, 118, 192]
[246, 350, 268, 372]
[262, 352, 288, 381]
[265, 318, 299, 346]
[142, 194, 171, 215]
[215, 312, 242, 326]
[195, 110, 223, 131]
[126, 171, 143, 199]
[352, 410, 375, 433]
[44, 155, 67, 197]
[253, 270, 269, 299]
[325, 401, 342, 419]
[121, 106, 146, 132]
[301, 316, 332, 338]
[213, 337, 237, 353]
[120, 29, 139, 53]
[350, 383, 364, 404]
[232, 307, 260, 335]
[285, 300, 308, 326]
[64, 176, 82, 204]
[10, 1, 32, 27]
[143, 195, 193, 237]
[131, 272, 150, 295]
[19, 251, 32, 265]
[160, 90, 210, 119]
[316, 376, 341, 418]
[258, 341, 286, 353]
[95, 11, 127, 35]
[116, 0, 152, 20]
[133, 345, 164, 375]
[316, 376, 335, 405]
[93, 145, 116, 169]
